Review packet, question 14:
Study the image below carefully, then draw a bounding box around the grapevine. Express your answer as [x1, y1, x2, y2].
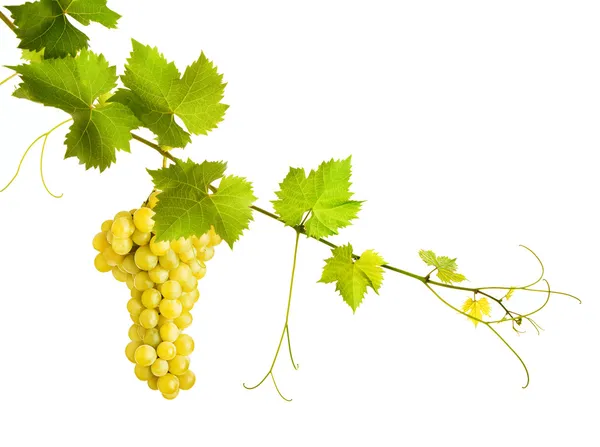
[0, 2, 581, 402]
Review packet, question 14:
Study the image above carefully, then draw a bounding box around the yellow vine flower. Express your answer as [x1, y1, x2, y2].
[462, 297, 491, 327]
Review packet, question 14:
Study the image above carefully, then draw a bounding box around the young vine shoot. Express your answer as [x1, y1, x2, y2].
[0, 1, 581, 401]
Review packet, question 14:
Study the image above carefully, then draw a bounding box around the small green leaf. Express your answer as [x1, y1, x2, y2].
[319, 244, 385, 312]
[111, 40, 228, 148]
[273, 157, 362, 239]
[419, 249, 467, 284]
[148, 159, 256, 247]
[7, 0, 120, 59]
[10, 50, 140, 171]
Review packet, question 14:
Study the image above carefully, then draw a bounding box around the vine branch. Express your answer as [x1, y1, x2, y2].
[0, 10, 16, 33]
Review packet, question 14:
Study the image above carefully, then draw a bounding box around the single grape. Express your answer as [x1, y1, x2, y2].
[101, 219, 113, 232]
[143, 328, 162, 348]
[160, 299, 183, 319]
[133, 207, 156, 233]
[161, 280, 182, 300]
[171, 237, 192, 254]
[125, 274, 135, 290]
[157, 341, 177, 360]
[134, 365, 153, 381]
[127, 298, 144, 316]
[125, 341, 143, 363]
[186, 258, 203, 276]
[159, 249, 180, 270]
[134, 344, 157, 366]
[121, 254, 140, 274]
[169, 355, 190, 375]
[130, 313, 140, 324]
[112, 216, 135, 238]
[179, 248, 196, 263]
[106, 231, 114, 244]
[189, 288, 200, 303]
[162, 389, 179, 400]
[178, 370, 196, 391]
[112, 266, 129, 282]
[193, 233, 210, 249]
[198, 246, 215, 262]
[208, 226, 222, 246]
[157, 373, 179, 395]
[141, 288, 161, 309]
[169, 263, 192, 284]
[132, 229, 151, 246]
[112, 237, 133, 256]
[139, 308, 159, 329]
[102, 247, 124, 267]
[114, 210, 132, 219]
[94, 253, 112, 273]
[174, 334, 194, 356]
[128, 324, 145, 342]
[174, 312, 192, 330]
[181, 275, 197, 293]
[149, 236, 170, 257]
[179, 292, 195, 312]
[147, 375, 159, 390]
[131, 288, 143, 300]
[148, 265, 169, 284]
[92, 232, 109, 252]
[159, 322, 179, 342]
[151, 358, 169, 377]
[135, 245, 158, 271]
[134, 271, 155, 291]
[148, 190, 160, 209]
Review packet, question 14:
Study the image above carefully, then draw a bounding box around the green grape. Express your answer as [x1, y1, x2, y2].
[142, 288, 161, 309]
[127, 298, 144, 316]
[168, 355, 190, 375]
[111, 216, 135, 238]
[131, 288, 143, 300]
[174, 311, 192, 330]
[148, 265, 169, 284]
[148, 190, 160, 209]
[149, 236, 170, 256]
[179, 292, 195, 312]
[133, 207, 156, 233]
[102, 247, 124, 267]
[112, 237, 133, 255]
[92, 232, 109, 252]
[161, 280, 182, 300]
[135, 245, 158, 271]
[208, 226, 222, 246]
[157, 373, 179, 395]
[134, 271, 155, 291]
[174, 334, 194, 356]
[139, 309, 159, 329]
[132, 229, 151, 246]
[160, 299, 183, 319]
[112, 266, 129, 283]
[101, 219, 113, 232]
[178, 370, 196, 391]
[151, 358, 169, 377]
[128, 324, 145, 342]
[157, 341, 177, 360]
[171, 237, 192, 254]
[159, 249, 180, 270]
[162, 389, 179, 400]
[134, 345, 157, 366]
[148, 375, 159, 390]
[159, 322, 179, 342]
[169, 263, 192, 285]
[126, 274, 135, 290]
[122, 254, 141, 275]
[198, 246, 215, 262]
[143, 328, 162, 348]
[94, 253, 112, 273]
[193, 233, 210, 249]
[134, 365, 153, 381]
[179, 248, 196, 263]
[125, 341, 143, 363]
[181, 275, 197, 293]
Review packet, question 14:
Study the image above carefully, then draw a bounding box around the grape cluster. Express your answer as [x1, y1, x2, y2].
[92, 191, 221, 399]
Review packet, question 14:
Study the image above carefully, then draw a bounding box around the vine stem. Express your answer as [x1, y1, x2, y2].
[0, 10, 16, 33]
[242, 230, 301, 401]
[0, 72, 17, 86]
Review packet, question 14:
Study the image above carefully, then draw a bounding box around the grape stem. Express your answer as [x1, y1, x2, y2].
[0, 10, 16, 33]
[0, 72, 17, 87]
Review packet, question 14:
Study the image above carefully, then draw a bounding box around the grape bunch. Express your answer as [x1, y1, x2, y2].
[92, 191, 221, 399]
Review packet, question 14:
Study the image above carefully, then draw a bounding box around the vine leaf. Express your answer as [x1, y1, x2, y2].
[110, 39, 228, 148]
[148, 159, 256, 247]
[462, 297, 491, 327]
[419, 249, 467, 284]
[9, 50, 140, 171]
[319, 244, 385, 312]
[6, 0, 120, 59]
[273, 157, 362, 239]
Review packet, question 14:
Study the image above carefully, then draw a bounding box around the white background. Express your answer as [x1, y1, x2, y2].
[0, 1, 598, 445]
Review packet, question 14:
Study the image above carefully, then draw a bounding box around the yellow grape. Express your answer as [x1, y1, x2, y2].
[106, 231, 114, 244]
[128, 324, 145, 342]
[127, 298, 144, 316]
[189, 288, 200, 303]
[159, 322, 179, 343]
[171, 237, 192, 254]
[174, 312, 192, 330]
[198, 246, 215, 262]
[134, 271, 155, 291]
[134, 365, 153, 381]
[139, 309, 159, 329]
[148, 265, 169, 284]
[193, 262, 207, 280]
[112, 216, 135, 238]
[130, 208, 138, 215]
[130, 313, 140, 324]
[148, 375, 159, 390]
[179, 248, 196, 263]
[178, 370, 196, 391]
[159, 249, 180, 270]
[160, 299, 183, 319]
[112, 266, 129, 283]
[208, 226, 222, 246]
[126, 274, 135, 290]
[125, 341, 143, 363]
[169, 264, 192, 285]
[181, 275, 197, 293]
[101, 219, 113, 232]
[143, 328, 161, 348]
[112, 237, 133, 255]
[148, 190, 160, 209]
[131, 288, 143, 300]
[133, 207, 155, 233]
[92, 232, 109, 252]
[157, 341, 176, 360]
[94, 253, 112, 273]
[134, 345, 157, 366]
[157, 373, 179, 395]
[149, 236, 170, 257]
[193, 233, 210, 249]
[179, 292, 195, 312]
[114, 210, 132, 219]
[102, 247, 124, 267]
[162, 390, 179, 400]
[135, 245, 158, 271]
[122, 254, 141, 275]
[186, 258, 202, 276]
[151, 358, 169, 377]
[168, 355, 190, 375]
[141, 288, 161, 309]
[132, 230, 151, 246]
[157, 314, 170, 327]
[174, 334, 194, 356]
[161, 280, 182, 300]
